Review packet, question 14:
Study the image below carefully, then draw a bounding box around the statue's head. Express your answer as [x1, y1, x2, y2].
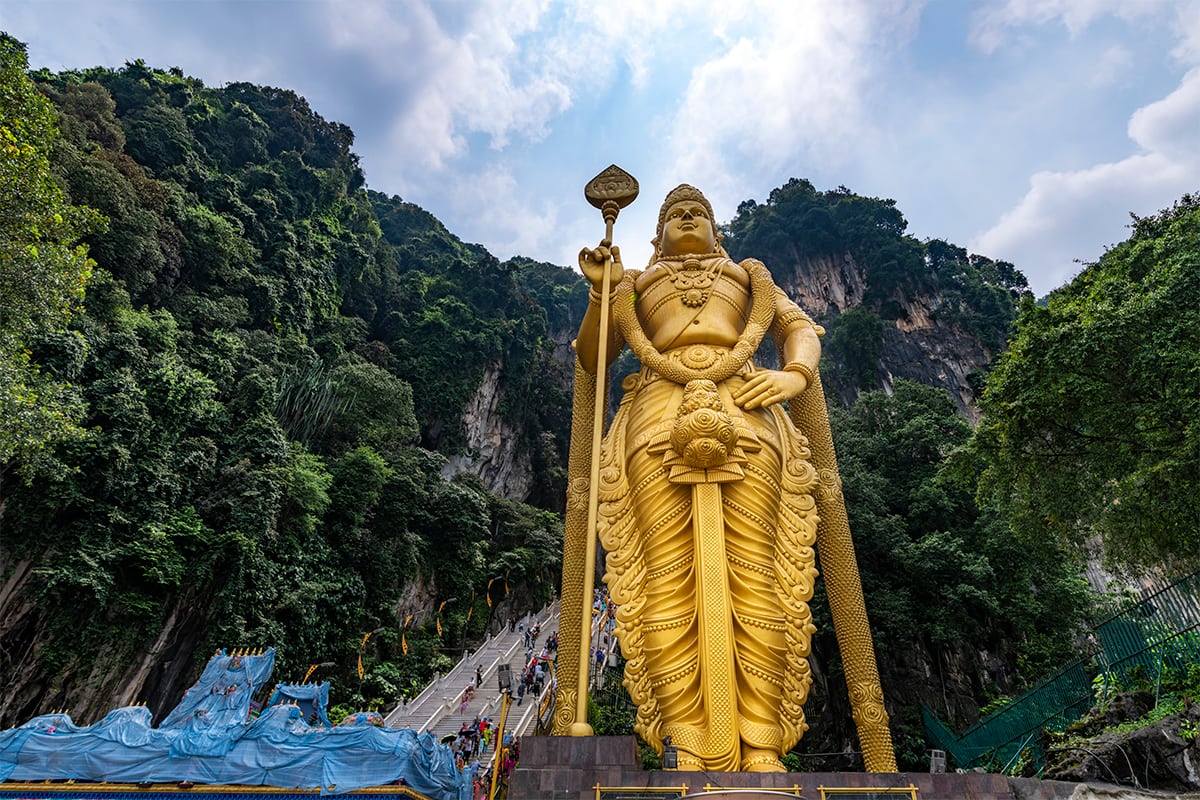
[653, 184, 725, 259]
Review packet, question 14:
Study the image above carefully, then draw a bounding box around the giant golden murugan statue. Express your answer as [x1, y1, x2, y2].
[553, 178, 896, 773]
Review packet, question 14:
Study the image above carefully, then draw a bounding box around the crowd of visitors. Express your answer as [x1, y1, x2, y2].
[436, 599, 618, 797]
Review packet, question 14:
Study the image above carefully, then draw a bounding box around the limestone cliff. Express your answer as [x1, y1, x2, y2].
[773, 251, 992, 421]
[439, 362, 534, 499]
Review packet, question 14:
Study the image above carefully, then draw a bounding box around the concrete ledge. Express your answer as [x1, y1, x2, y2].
[509, 737, 1135, 800]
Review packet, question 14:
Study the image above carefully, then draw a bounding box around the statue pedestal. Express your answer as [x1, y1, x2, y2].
[509, 737, 1120, 799]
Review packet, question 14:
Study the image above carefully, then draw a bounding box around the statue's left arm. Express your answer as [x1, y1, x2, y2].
[732, 261, 823, 410]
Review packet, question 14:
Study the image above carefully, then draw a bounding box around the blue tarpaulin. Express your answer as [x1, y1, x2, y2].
[266, 683, 331, 729]
[0, 649, 468, 800]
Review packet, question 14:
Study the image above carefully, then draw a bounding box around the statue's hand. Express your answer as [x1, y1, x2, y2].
[579, 240, 623, 290]
[733, 369, 808, 410]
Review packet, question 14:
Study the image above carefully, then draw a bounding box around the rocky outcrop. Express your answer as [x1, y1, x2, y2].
[775, 252, 991, 419]
[0, 549, 209, 726]
[1043, 701, 1200, 792]
[877, 315, 986, 422]
[440, 361, 534, 499]
[774, 251, 868, 318]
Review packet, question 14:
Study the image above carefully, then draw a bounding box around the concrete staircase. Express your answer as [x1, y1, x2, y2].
[384, 600, 560, 741]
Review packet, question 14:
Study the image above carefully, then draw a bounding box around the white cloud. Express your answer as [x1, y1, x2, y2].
[1169, 0, 1200, 66]
[656, 0, 920, 221]
[969, 0, 1167, 55]
[445, 165, 563, 258]
[1090, 45, 1134, 87]
[973, 67, 1200, 292]
[321, 0, 574, 170]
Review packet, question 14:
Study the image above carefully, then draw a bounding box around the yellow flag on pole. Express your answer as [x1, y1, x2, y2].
[357, 654, 364, 680]
[401, 632, 408, 655]
[436, 616, 443, 637]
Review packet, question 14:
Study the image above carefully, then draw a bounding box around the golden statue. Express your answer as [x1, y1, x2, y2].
[553, 178, 897, 773]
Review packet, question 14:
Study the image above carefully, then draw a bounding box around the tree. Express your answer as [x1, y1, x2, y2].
[0, 35, 101, 467]
[972, 194, 1200, 572]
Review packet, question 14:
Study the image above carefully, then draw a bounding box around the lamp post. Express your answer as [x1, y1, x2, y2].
[490, 663, 513, 800]
[661, 735, 678, 770]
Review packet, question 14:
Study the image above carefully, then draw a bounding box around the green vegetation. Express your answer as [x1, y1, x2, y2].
[1056, 662, 1200, 747]
[971, 195, 1200, 572]
[0, 43, 1194, 788]
[0, 35, 102, 468]
[724, 178, 1027, 354]
[0, 53, 570, 720]
[806, 381, 1099, 767]
[821, 381, 1092, 707]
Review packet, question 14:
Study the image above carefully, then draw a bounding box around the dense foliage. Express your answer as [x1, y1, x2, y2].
[1, 45, 1191, 780]
[0, 55, 568, 723]
[723, 178, 1028, 355]
[0, 35, 100, 466]
[807, 381, 1092, 766]
[972, 196, 1200, 572]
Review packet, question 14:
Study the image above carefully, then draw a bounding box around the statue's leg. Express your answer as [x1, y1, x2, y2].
[621, 386, 711, 760]
[635, 478, 712, 760]
[723, 444, 789, 772]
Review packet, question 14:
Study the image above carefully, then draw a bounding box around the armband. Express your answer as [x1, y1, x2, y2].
[783, 362, 817, 384]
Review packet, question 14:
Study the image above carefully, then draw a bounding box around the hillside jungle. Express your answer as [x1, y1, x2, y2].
[1, 36, 1197, 777]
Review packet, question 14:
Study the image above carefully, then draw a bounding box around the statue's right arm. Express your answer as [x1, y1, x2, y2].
[574, 242, 626, 375]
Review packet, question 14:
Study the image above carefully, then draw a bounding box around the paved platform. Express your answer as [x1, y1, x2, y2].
[508, 736, 1146, 800]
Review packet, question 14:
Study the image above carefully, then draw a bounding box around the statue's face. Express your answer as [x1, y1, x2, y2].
[660, 199, 716, 257]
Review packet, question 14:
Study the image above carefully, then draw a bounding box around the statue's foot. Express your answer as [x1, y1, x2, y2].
[741, 749, 785, 772]
[676, 751, 704, 771]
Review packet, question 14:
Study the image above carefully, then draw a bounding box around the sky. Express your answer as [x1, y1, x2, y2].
[3, 0, 1198, 297]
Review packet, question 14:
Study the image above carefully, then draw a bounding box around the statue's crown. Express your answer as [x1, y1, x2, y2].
[657, 184, 715, 234]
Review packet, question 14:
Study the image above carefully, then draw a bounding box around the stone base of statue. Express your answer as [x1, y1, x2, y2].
[509, 736, 1131, 799]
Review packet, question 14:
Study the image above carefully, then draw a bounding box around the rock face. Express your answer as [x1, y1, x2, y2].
[440, 361, 534, 499]
[1043, 702, 1200, 792]
[775, 251, 868, 319]
[0, 551, 209, 726]
[877, 312, 987, 422]
[775, 251, 991, 420]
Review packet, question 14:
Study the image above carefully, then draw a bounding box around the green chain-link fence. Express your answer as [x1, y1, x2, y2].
[924, 569, 1200, 772]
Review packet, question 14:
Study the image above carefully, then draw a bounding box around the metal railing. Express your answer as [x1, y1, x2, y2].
[924, 568, 1200, 772]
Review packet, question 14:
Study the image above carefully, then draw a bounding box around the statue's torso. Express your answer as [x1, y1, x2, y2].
[634, 257, 750, 351]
